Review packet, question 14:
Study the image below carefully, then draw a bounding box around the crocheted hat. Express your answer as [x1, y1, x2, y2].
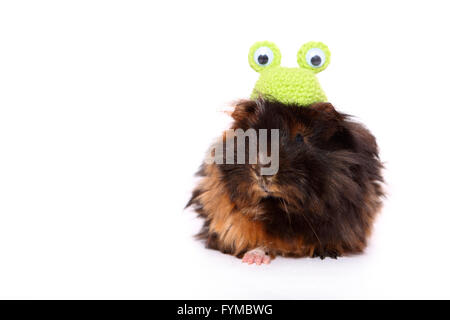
[249, 41, 330, 106]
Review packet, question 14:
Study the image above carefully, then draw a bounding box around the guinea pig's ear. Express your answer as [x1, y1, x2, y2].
[231, 99, 261, 123]
[310, 102, 343, 121]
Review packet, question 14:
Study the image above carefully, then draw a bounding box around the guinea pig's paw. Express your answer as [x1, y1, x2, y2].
[242, 248, 271, 265]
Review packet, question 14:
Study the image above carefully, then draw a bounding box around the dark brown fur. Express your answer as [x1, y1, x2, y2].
[186, 98, 384, 259]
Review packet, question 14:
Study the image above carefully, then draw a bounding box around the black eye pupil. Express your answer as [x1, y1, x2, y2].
[295, 134, 304, 143]
[310, 55, 322, 66]
[258, 54, 269, 65]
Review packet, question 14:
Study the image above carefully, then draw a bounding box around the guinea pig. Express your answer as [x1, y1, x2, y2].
[186, 98, 384, 264]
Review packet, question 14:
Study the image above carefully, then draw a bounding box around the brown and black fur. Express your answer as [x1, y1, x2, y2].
[186, 98, 384, 259]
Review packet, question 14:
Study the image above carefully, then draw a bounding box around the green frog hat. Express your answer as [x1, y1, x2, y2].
[249, 41, 330, 106]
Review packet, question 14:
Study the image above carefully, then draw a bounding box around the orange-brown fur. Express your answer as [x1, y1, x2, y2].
[187, 99, 384, 260]
[196, 164, 313, 257]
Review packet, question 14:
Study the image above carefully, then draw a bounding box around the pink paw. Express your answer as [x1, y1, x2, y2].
[242, 248, 271, 265]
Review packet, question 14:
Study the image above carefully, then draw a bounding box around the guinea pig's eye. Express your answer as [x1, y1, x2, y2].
[295, 133, 304, 143]
[306, 48, 326, 68]
[254, 46, 274, 67]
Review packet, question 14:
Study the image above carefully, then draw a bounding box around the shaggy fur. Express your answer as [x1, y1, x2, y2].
[186, 98, 384, 259]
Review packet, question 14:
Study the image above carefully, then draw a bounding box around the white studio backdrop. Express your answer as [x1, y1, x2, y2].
[0, 0, 449, 299]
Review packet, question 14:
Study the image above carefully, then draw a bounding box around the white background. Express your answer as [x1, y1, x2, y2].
[1, 0, 449, 299]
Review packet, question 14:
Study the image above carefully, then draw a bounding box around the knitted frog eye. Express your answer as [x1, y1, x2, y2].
[254, 47, 274, 67]
[297, 41, 331, 73]
[248, 41, 281, 72]
[305, 47, 326, 68]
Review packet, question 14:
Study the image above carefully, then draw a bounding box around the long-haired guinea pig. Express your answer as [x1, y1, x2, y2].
[186, 98, 384, 264]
